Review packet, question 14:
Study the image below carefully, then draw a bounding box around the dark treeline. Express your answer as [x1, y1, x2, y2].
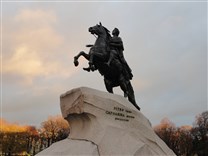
[0, 115, 70, 156]
[154, 111, 208, 156]
[1, 112, 207, 156]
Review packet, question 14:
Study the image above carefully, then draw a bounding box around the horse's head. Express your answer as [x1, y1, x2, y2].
[89, 22, 110, 37]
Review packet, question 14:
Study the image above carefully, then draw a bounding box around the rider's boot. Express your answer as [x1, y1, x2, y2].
[105, 50, 116, 67]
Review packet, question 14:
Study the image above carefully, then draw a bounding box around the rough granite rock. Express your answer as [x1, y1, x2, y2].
[36, 87, 176, 156]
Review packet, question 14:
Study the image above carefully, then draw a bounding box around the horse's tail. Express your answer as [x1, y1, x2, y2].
[127, 81, 140, 111]
[127, 81, 134, 98]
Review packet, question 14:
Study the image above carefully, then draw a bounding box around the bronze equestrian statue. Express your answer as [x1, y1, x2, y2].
[74, 22, 140, 111]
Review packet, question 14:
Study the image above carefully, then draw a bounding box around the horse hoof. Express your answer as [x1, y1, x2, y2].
[83, 67, 90, 72]
[74, 60, 79, 66]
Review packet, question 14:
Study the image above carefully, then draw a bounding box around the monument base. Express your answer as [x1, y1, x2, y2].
[36, 87, 175, 156]
[37, 139, 99, 155]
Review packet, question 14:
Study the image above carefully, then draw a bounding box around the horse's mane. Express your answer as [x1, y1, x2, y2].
[102, 26, 112, 51]
[103, 26, 112, 41]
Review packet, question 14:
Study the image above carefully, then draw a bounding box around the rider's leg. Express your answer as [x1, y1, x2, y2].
[106, 50, 117, 66]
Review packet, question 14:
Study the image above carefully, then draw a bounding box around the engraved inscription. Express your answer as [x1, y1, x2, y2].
[125, 110, 132, 113]
[114, 107, 124, 112]
[115, 118, 129, 122]
[105, 111, 125, 117]
[126, 115, 135, 119]
[105, 107, 135, 122]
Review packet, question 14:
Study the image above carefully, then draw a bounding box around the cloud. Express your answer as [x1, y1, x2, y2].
[2, 3, 206, 127]
[4, 46, 42, 77]
[3, 9, 76, 85]
[14, 9, 56, 23]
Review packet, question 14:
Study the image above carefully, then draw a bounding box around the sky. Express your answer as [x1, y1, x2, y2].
[1, 0, 207, 127]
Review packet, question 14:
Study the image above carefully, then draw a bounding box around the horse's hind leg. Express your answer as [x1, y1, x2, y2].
[104, 79, 113, 94]
[118, 77, 129, 98]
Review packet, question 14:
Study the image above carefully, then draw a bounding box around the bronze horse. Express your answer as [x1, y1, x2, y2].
[74, 23, 140, 111]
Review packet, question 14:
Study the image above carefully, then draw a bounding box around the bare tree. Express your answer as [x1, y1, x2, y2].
[40, 115, 70, 147]
[191, 111, 208, 156]
[177, 125, 193, 156]
[154, 118, 178, 155]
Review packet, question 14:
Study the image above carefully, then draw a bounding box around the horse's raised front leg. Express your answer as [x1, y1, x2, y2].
[74, 51, 89, 66]
[83, 49, 97, 72]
